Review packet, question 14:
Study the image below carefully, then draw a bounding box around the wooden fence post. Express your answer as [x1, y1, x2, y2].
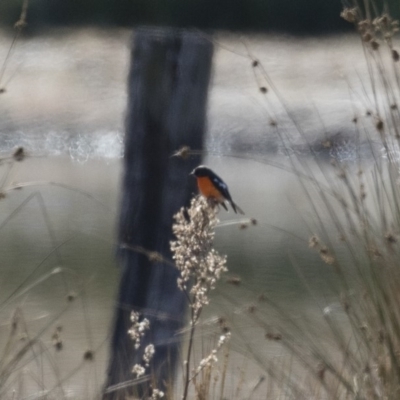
[103, 28, 213, 399]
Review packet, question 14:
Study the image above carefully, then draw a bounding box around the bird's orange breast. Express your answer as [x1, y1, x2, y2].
[197, 177, 224, 200]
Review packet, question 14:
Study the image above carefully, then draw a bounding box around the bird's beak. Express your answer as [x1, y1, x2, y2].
[189, 170, 195, 176]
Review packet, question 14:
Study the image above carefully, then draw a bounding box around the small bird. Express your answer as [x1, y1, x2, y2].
[191, 165, 244, 214]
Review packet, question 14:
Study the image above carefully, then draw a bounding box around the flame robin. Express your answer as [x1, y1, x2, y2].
[191, 165, 244, 214]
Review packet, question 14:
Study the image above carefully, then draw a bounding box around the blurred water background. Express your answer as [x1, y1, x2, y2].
[0, 29, 392, 396]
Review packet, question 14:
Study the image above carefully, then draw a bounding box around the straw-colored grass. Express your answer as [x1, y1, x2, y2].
[3, 0, 400, 399]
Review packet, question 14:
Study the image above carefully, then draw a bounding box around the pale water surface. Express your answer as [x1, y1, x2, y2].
[0, 29, 394, 397]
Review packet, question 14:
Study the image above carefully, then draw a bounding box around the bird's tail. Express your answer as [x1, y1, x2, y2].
[220, 201, 229, 211]
[230, 201, 245, 215]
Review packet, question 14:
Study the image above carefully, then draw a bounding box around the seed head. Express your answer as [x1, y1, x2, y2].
[362, 32, 373, 42]
[358, 19, 371, 32]
[371, 40, 380, 50]
[171, 196, 227, 318]
[151, 389, 165, 399]
[13, 147, 25, 162]
[265, 332, 282, 341]
[143, 344, 155, 367]
[14, 20, 27, 30]
[51, 326, 63, 351]
[376, 119, 384, 131]
[309, 235, 320, 249]
[83, 350, 94, 361]
[128, 311, 150, 349]
[226, 276, 241, 285]
[341, 8, 358, 24]
[385, 232, 397, 244]
[66, 291, 77, 302]
[319, 246, 335, 265]
[132, 364, 145, 378]
[172, 145, 191, 160]
[194, 332, 231, 375]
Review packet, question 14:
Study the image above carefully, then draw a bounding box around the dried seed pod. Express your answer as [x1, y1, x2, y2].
[341, 8, 358, 23]
[371, 40, 380, 50]
[376, 119, 384, 131]
[362, 32, 372, 42]
[13, 147, 25, 162]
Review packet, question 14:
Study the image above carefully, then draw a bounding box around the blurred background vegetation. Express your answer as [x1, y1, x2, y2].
[2, 0, 400, 34]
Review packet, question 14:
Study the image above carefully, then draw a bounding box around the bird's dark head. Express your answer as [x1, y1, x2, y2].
[190, 165, 211, 177]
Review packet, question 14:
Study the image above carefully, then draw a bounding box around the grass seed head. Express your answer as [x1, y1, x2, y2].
[371, 40, 380, 50]
[376, 119, 384, 131]
[173, 145, 191, 160]
[52, 327, 63, 351]
[320, 249, 335, 265]
[151, 389, 165, 399]
[226, 276, 241, 285]
[265, 332, 282, 341]
[341, 8, 358, 24]
[83, 350, 94, 361]
[128, 311, 150, 349]
[132, 364, 145, 378]
[13, 147, 25, 162]
[171, 196, 227, 318]
[143, 344, 155, 367]
[362, 32, 373, 42]
[66, 291, 77, 302]
[309, 235, 320, 249]
[385, 232, 397, 244]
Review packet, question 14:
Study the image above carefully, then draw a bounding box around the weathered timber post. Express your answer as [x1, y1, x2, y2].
[103, 28, 213, 399]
